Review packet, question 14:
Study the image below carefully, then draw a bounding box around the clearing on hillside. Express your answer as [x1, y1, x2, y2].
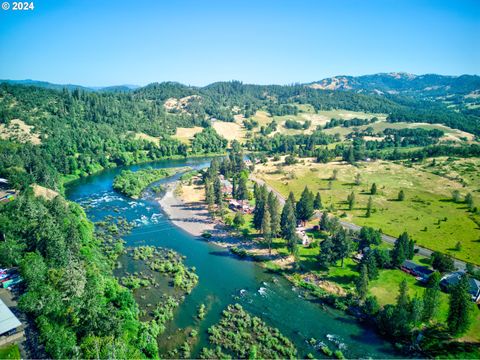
[248, 108, 386, 136]
[0, 119, 42, 145]
[173, 126, 203, 144]
[212, 119, 246, 144]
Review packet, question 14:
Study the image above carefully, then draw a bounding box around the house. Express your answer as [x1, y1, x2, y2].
[0, 299, 22, 346]
[441, 271, 480, 303]
[228, 199, 254, 214]
[401, 260, 433, 282]
[220, 179, 233, 195]
[296, 228, 310, 246]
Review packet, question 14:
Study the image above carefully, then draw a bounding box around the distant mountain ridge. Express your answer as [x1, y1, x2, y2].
[2, 73, 479, 97]
[0, 79, 140, 92]
[308, 72, 480, 98]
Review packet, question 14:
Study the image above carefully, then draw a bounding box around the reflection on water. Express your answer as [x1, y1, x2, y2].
[66, 157, 400, 358]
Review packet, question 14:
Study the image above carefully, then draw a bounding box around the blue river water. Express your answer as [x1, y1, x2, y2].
[65, 157, 399, 358]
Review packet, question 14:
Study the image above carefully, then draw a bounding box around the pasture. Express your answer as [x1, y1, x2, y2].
[254, 158, 480, 264]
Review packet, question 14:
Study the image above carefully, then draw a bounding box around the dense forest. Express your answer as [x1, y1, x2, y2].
[1, 79, 478, 193]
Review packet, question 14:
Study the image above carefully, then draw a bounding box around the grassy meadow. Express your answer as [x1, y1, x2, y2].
[254, 158, 480, 264]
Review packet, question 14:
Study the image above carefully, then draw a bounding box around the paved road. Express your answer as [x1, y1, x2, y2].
[251, 175, 468, 271]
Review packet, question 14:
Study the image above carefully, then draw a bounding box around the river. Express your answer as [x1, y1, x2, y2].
[65, 157, 400, 359]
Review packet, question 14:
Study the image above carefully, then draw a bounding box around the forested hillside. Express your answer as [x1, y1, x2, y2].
[1, 77, 479, 193]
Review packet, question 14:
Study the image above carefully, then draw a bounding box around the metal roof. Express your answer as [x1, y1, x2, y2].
[0, 299, 21, 335]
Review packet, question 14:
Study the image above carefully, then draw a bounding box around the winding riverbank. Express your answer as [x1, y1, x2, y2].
[65, 156, 401, 359]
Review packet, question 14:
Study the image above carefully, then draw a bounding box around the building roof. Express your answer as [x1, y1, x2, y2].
[0, 299, 21, 335]
[402, 260, 418, 270]
[401, 260, 433, 277]
[441, 272, 480, 299]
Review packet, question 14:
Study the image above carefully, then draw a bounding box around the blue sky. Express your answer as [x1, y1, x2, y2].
[0, 0, 479, 86]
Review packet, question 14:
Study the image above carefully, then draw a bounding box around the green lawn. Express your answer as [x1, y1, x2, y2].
[232, 211, 480, 343]
[255, 159, 480, 264]
[370, 268, 479, 342]
[0, 344, 21, 360]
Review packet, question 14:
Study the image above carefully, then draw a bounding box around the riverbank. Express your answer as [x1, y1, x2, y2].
[158, 182, 224, 238]
[157, 181, 295, 269]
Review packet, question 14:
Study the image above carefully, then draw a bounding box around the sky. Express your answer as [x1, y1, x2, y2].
[0, 0, 479, 87]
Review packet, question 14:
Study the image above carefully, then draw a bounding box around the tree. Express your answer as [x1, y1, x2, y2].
[233, 212, 245, 228]
[346, 146, 355, 164]
[235, 175, 248, 200]
[452, 190, 461, 203]
[358, 227, 382, 249]
[391, 232, 411, 267]
[296, 186, 314, 224]
[332, 229, 352, 267]
[347, 191, 355, 210]
[365, 196, 373, 217]
[318, 237, 335, 268]
[431, 251, 455, 273]
[370, 183, 377, 195]
[362, 250, 379, 280]
[267, 191, 281, 237]
[313, 192, 322, 210]
[397, 279, 410, 309]
[205, 181, 215, 211]
[422, 271, 441, 322]
[331, 169, 338, 180]
[409, 296, 424, 326]
[447, 274, 473, 335]
[213, 176, 222, 205]
[397, 190, 405, 201]
[355, 173, 362, 186]
[253, 184, 268, 229]
[280, 196, 297, 255]
[319, 211, 329, 231]
[261, 206, 272, 255]
[465, 192, 474, 211]
[356, 265, 369, 301]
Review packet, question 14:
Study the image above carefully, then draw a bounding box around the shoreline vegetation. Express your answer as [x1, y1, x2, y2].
[113, 166, 191, 198]
[155, 152, 479, 358]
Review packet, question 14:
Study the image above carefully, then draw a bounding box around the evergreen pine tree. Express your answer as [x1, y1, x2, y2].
[356, 264, 369, 301]
[396, 279, 410, 309]
[447, 274, 473, 335]
[236, 175, 248, 200]
[371, 183, 377, 195]
[253, 184, 267, 229]
[313, 192, 322, 210]
[422, 271, 441, 322]
[366, 196, 373, 217]
[268, 191, 280, 237]
[332, 229, 352, 267]
[261, 206, 272, 255]
[296, 186, 314, 224]
[213, 176, 222, 205]
[465, 192, 474, 211]
[319, 211, 329, 231]
[318, 237, 335, 268]
[347, 191, 355, 210]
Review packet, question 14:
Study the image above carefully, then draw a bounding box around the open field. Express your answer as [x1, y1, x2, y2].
[212, 119, 246, 144]
[413, 157, 480, 192]
[173, 126, 203, 144]
[323, 120, 476, 142]
[254, 158, 480, 264]
[248, 108, 386, 136]
[0, 119, 41, 145]
[133, 132, 160, 144]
